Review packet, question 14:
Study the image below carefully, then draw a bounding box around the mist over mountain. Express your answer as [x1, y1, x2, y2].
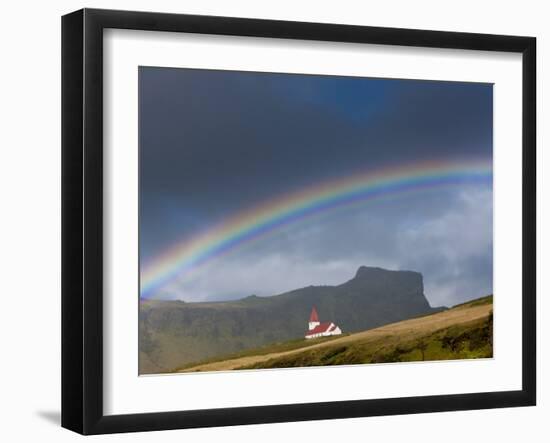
[140, 266, 444, 374]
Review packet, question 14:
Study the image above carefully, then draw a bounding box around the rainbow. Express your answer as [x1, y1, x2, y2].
[141, 159, 492, 298]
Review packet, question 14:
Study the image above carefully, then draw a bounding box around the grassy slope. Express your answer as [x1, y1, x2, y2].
[241, 297, 493, 369]
[178, 295, 493, 372]
[173, 335, 346, 372]
[451, 294, 493, 308]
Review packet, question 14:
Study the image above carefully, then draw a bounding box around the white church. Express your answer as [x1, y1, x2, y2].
[305, 306, 342, 339]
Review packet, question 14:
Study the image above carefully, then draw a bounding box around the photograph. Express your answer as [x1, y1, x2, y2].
[138, 67, 494, 375]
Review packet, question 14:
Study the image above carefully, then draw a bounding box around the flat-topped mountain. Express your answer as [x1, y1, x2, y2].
[140, 266, 443, 374]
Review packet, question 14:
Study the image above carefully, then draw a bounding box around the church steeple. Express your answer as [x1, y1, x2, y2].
[308, 306, 320, 330]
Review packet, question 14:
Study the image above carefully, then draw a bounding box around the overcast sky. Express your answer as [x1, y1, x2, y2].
[139, 67, 493, 307]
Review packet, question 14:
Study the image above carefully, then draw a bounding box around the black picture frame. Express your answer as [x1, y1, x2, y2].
[62, 8, 536, 435]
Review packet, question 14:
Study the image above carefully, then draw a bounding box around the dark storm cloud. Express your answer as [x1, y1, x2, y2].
[139, 67, 493, 305]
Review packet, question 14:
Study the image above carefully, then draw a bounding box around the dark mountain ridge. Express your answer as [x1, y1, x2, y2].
[140, 266, 444, 374]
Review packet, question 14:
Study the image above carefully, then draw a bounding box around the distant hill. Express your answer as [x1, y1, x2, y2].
[140, 266, 444, 374]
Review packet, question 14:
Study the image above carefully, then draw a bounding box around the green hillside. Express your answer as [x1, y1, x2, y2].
[140, 267, 444, 374]
[175, 295, 492, 373]
[240, 297, 493, 370]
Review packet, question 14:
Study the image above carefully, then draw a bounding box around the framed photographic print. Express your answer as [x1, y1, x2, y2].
[61, 8, 536, 435]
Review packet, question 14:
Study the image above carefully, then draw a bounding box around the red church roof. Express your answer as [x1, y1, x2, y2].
[309, 306, 319, 322]
[306, 322, 334, 336]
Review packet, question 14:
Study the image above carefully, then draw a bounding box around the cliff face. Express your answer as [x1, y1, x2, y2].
[140, 266, 440, 374]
